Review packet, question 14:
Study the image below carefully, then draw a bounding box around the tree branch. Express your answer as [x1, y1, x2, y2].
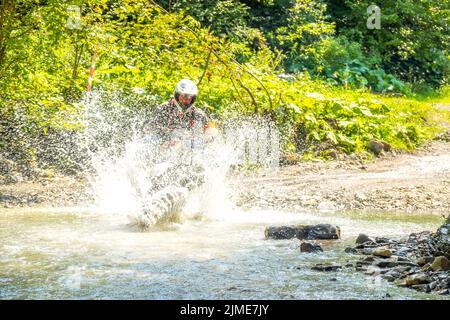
[197, 49, 211, 86]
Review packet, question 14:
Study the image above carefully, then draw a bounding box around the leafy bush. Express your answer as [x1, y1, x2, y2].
[0, 0, 448, 174]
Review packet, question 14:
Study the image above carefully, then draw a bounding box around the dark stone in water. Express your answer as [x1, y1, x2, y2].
[300, 242, 323, 253]
[416, 256, 434, 266]
[264, 226, 297, 239]
[374, 237, 390, 244]
[382, 275, 396, 282]
[306, 224, 341, 240]
[345, 247, 358, 254]
[411, 284, 431, 293]
[356, 233, 371, 244]
[375, 259, 399, 268]
[406, 273, 432, 286]
[363, 255, 375, 262]
[345, 263, 354, 268]
[355, 266, 367, 272]
[311, 263, 342, 272]
[438, 289, 449, 295]
[265, 224, 340, 240]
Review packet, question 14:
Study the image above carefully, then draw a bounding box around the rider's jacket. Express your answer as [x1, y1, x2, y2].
[145, 97, 209, 141]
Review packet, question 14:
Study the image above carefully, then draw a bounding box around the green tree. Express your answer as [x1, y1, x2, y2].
[324, 0, 450, 87]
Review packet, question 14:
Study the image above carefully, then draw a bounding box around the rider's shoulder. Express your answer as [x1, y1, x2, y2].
[156, 98, 175, 112]
[192, 106, 208, 119]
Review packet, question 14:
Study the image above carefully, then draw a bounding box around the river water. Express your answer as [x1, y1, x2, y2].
[0, 207, 446, 300]
[1, 94, 447, 299]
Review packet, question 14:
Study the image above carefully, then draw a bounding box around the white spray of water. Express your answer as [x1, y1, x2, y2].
[78, 91, 280, 226]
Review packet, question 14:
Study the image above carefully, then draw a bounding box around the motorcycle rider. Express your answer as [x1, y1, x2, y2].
[144, 79, 218, 144]
[135, 79, 219, 230]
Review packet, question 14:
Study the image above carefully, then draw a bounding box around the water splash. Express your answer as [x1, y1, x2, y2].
[77, 91, 280, 228]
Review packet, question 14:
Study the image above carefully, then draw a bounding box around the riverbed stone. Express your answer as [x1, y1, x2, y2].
[405, 273, 432, 286]
[438, 289, 449, 295]
[373, 247, 392, 258]
[429, 281, 438, 290]
[416, 256, 434, 266]
[265, 224, 340, 240]
[311, 263, 342, 272]
[411, 284, 430, 293]
[306, 224, 341, 240]
[431, 256, 450, 271]
[375, 259, 399, 268]
[420, 263, 432, 272]
[345, 247, 357, 254]
[356, 233, 371, 244]
[264, 226, 297, 239]
[300, 242, 323, 253]
[382, 274, 396, 282]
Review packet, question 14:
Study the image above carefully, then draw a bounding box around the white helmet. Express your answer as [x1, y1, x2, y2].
[174, 79, 198, 108]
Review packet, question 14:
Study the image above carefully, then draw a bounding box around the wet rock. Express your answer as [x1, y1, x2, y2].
[395, 247, 411, 256]
[416, 256, 434, 266]
[396, 256, 409, 262]
[375, 259, 399, 268]
[345, 247, 357, 254]
[396, 261, 419, 268]
[264, 226, 297, 239]
[382, 274, 396, 282]
[385, 270, 401, 279]
[355, 266, 367, 272]
[373, 247, 392, 258]
[438, 289, 449, 295]
[411, 284, 430, 293]
[421, 263, 432, 272]
[363, 255, 375, 263]
[356, 260, 372, 267]
[300, 242, 323, 253]
[295, 215, 449, 295]
[393, 279, 408, 287]
[431, 256, 450, 271]
[407, 231, 433, 244]
[307, 224, 341, 239]
[429, 281, 438, 291]
[356, 233, 371, 244]
[265, 224, 340, 240]
[311, 263, 342, 272]
[374, 237, 391, 245]
[405, 273, 432, 286]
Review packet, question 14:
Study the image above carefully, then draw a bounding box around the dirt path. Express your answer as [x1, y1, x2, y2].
[0, 175, 92, 208]
[231, 140, 450, 213]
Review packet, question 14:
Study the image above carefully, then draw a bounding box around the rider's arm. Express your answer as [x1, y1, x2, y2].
[193, 108, 219, 138]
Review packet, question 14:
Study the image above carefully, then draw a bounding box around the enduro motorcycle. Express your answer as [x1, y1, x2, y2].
[127, 128, 215, 230]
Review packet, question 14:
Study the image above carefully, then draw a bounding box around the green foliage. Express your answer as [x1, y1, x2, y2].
[325, 0, 450, 87]
[0, 0, 449, 174]
[304, 36, 408, 93]
[268, 0, 335, 73]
